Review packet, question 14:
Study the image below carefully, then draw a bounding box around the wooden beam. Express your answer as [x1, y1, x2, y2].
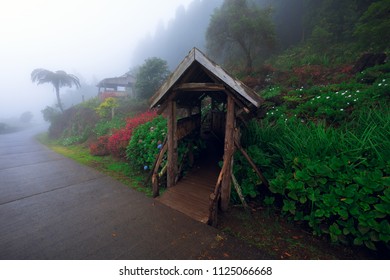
[234, 139, 270, 189]
[221, 94, 235, 211]
[174, 83, 225, 92]
[167, 100, 178, 188]
[156, 91, 178, 115]
[208, 155, 229, 226]
[150, 49, 196, 108]
[231, 173, 250, 212]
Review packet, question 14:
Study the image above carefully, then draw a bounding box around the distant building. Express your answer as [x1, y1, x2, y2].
[97, 72, 136, 100]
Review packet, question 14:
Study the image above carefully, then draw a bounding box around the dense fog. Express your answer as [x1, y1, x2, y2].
[0, 0, 198, 125]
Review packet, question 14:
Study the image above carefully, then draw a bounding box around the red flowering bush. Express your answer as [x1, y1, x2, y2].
[107, 110, 157, 159]
[89, 135, 110, 156]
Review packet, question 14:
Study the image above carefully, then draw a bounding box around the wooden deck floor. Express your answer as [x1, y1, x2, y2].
[156, 141, 221, 223]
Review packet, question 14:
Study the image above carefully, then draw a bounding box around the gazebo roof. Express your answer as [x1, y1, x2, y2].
[149, 48, 263, 112]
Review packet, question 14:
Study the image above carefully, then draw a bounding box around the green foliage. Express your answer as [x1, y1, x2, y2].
[94, 97, 119, 119]
[356, 61, 390, 84]
[206, 0, 276, 71]
[135, 57, 170, 100]
[267, 72, 390, 125]
[59, 135, 85, 146]
[126, 116, 205, 177]
[93, 117, 126, 137]
[126, 115, 167, 170]
[237, 75, 390, 250]
[259, 86, 283, 100]
[41, 106, 61, 123]
[79, 97, 100, 110]
[354, 0, 390, 52]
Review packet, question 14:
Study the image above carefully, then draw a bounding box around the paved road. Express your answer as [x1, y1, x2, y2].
[0, 126, 270, 260]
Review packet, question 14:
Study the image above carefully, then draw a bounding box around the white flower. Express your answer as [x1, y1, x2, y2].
[326, 96, 330, 99]
[378, 83, 382, 86]
[340, 109, 344, 111]
[317, 96, 321, 99]
[348, 95, 352, 98]
[383, 79, 386, 82]
[341, 92, 345, 95]
[356, 90, 360, 93]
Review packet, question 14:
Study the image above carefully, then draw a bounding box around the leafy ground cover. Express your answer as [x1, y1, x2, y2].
[232, 62, 390, 253]
[218, 207, 386, 260]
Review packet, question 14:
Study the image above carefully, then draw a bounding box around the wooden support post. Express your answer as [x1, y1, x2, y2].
[152, 173, 159, 198]
[167, 99, 178, 188]
[145, 138, 167, 185]
[150, 141, 167, 197]
[221, 94, 235, 211]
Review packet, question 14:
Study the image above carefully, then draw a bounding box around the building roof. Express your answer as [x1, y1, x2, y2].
[97, 72, 135, 88]
[149, 48, 263, 112]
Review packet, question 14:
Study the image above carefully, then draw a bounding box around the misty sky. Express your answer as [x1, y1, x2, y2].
[0, 0, 193, 120]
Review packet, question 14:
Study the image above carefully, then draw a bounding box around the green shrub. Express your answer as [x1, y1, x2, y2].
[126, 115, 167, 170]
[95, 97, 119, 119]
[126, 115, 205, 175]
[238, 106, 390, 250]
[93, 117, 126, 137]
[60, 135, 85, 146]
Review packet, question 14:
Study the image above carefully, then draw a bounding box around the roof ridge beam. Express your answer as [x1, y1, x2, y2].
[173, 83, 225, 91]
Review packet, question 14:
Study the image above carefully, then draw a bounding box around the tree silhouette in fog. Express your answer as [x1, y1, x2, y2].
[135, 58, 170, 100]
[31, 69, 81, 113]
[206, 0, 276, 72]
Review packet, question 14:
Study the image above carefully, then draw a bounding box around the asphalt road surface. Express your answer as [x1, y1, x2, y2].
[0, 125, 270, 260]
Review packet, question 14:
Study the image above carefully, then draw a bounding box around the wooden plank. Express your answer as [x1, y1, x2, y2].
[176, 114, 201, 140]
[157, 159, 219, 224]
[167, 100, 178, 188]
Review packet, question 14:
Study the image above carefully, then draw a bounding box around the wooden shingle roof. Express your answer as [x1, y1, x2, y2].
[150, 48, 263, 112]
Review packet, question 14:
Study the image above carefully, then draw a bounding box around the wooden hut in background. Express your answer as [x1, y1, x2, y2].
[149, 48, 266, 225]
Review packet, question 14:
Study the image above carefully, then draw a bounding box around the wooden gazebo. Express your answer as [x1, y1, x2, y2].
[149, 48, 265, 225]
